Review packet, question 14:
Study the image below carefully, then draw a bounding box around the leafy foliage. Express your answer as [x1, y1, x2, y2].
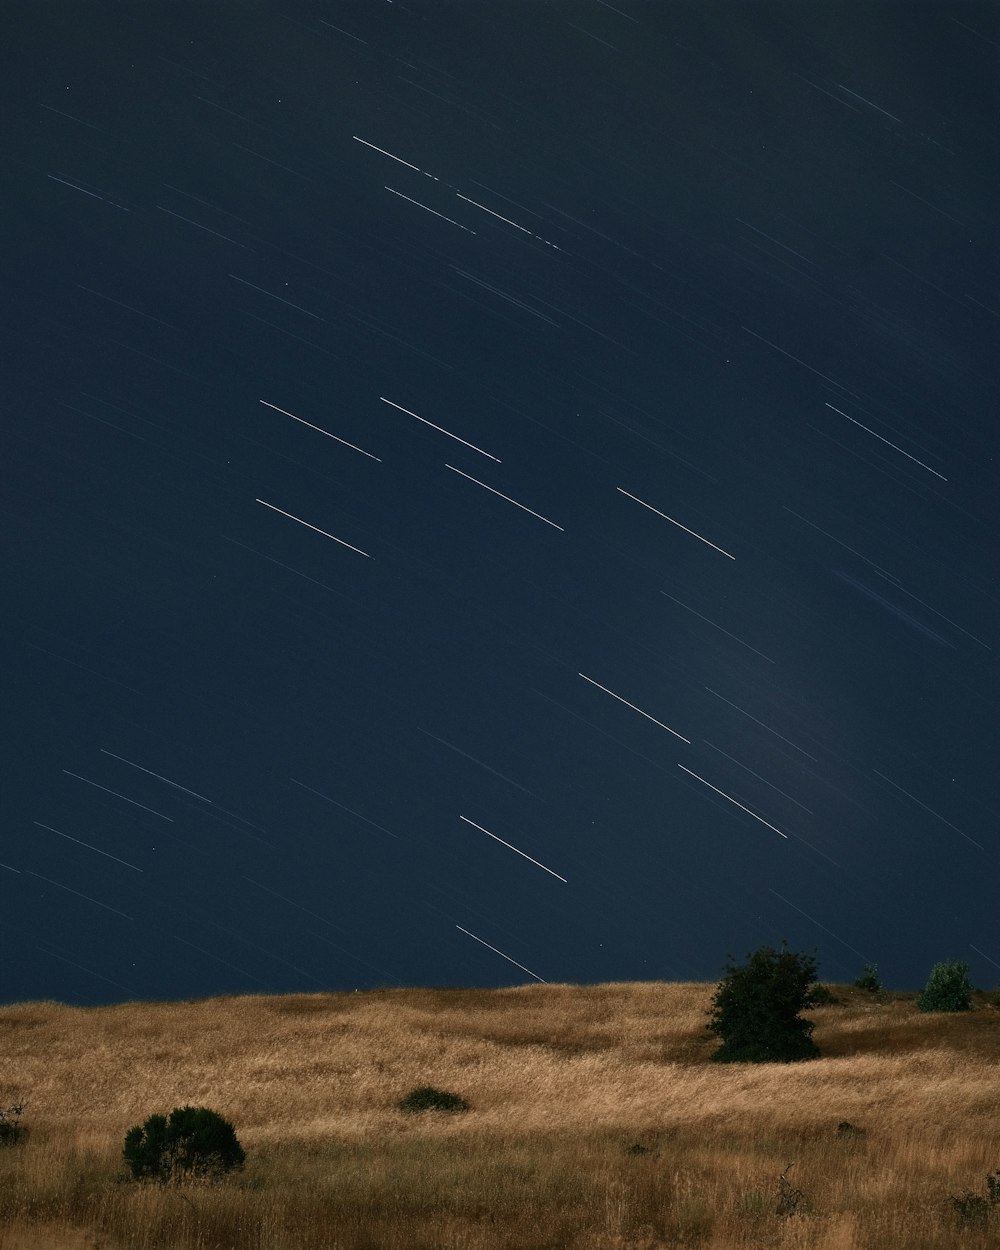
[706, 942, 821, 1063]
[397, 1085, 469, 1113]
[122, 1105, 245, 1182]
[853, 962, 882, 992]
[916, 959, 974, 1013]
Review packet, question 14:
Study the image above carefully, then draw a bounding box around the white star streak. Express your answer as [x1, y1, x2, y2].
[34, 822, 144, 872]
[454, 193, 533, 233]
[459, 815, 568, 882]
[616, 488, 735, 558]
[25, 870, 134, 920]
[824, 404, 946, 480]
[455, 925, 546, 982]
[380, 397, 500, 461]
[99, 750, 212, 802]
[445, 465, 564, 530]
[255, 499, 370, 557]
[384, 186, 476, 233]
[873, 770, 984, 850]
[578, 673, 690, 742]
[352, 136, 424, 173]
[260, 400, 382, 461]
[768, 888, 869, 960]
[677, 765, 789, 838]
[61, 771, 174, 821]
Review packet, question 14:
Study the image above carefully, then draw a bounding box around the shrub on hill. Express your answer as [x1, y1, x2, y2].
[853, 962, 882, 992]
[122, 1105, 245, 1182]
[916, 959, 974, 1012]
[706, 941, 821, 1063]
[398, 1086, 469, 1113]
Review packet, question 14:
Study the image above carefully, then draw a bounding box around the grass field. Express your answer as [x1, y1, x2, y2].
[0, 980, 997, 1248]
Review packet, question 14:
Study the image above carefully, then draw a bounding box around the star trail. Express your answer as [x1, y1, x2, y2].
[3, 1, 998, 1005]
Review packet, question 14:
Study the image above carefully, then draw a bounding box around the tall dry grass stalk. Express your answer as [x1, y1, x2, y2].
[0, 982, 997, 1248]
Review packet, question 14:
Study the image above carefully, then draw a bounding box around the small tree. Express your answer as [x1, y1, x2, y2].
[123, 1105, 245, 1182]
[917, 960, 974, 1012]
[853, 962, 882, 992]
[707, 941, 821, 1063]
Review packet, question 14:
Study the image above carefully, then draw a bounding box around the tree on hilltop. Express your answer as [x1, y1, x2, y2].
[707, 941, 822, 1063]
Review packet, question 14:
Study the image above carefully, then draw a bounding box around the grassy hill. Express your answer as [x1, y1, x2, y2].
[0, 981, 997, 1248]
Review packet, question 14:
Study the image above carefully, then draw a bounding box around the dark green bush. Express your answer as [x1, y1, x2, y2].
[916, 960, 974, 1012]
[706, 942, 821, 1063]
[808, 983, 838, 1005]
[0, 1103, 26, 1146]
[397, 1085, 469, 1113]
[122, 1105, 245, 1182]
[853, 962, 882, 992]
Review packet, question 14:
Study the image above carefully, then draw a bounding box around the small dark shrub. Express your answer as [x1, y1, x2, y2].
[0, 1103, 26, 1146]
[626, 1142, 652, 1156]
[836, 1120, 865, 1138]
[949, 1170, 1000, 1227]
[776, 1163, 805, 1216]
[853, 963, 882, 992]
[122, 1105, 245, 1182]
[808, 983, 838, 1005]
[917, 960, 974, 1012]
[706, 942, 820, 1063]
[397, 1085, 469, 1113]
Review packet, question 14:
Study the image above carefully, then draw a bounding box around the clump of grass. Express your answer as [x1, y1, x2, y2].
[775, 1162, 806, 1215]
[397, 1085, 469, 1113]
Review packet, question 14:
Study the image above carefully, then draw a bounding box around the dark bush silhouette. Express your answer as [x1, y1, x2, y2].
[123, 1105, 245, 1182]
[917, 960, 974, 1012]
[706, 941, 821, 1063]
[0, 1103, 26, 1146]
[853, 962, 882, 992]
[398, 1085, 469, 1113]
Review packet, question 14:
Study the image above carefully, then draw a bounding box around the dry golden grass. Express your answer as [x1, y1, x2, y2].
[0, 981, 997, 1248]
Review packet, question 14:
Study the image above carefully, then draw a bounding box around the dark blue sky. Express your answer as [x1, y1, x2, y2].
[4, 1, 998, 1005]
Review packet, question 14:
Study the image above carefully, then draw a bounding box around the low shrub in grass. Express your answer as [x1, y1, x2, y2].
[398, 1085, 469, 1113]
[0, 1103, 26, 1146]
[122, 1105, 245, 1182]
[949, 1171, 1000, 1227]
[916, 959, 974, 1012]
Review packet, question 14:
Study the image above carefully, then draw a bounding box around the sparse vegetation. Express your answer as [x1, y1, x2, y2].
[853, 962, 883, 992]
[918, 959, 975, 1012]
[0, 1102, 26, 1147]
[398, 1084, 469, 1113]
[0, 981, 997, 1248]
[122, 1104, 245, 1182]
[949, 1170, 1000, 1227]
[706, 941, 822, 1063]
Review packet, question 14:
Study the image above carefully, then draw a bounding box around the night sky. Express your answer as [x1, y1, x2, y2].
[5, 2, 998, 1007]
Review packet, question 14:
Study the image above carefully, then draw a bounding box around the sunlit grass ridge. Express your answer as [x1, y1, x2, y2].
[0, 980, 998, 1248]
